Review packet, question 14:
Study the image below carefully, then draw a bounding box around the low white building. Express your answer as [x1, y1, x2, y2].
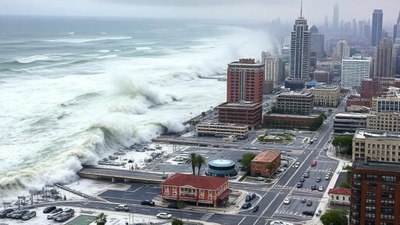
[328, 188, 351, 205]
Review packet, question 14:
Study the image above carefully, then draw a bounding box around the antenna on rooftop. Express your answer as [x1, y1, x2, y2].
[300, 0, 303, 18]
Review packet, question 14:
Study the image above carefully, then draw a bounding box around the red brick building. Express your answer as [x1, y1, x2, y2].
[350, 161, 400, 225]
[218, 102, 262, 129]
[251, 151, 281, 177]
[227, 58, 264, 103]
[161, 173, 231, 207]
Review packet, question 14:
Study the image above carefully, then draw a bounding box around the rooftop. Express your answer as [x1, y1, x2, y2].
[278, 91, 313, 97]
[252, 151, 280, 163]
[328, 188, 351, 196]
[265, 113, 320, 119]
[208, 159, 235, 167]
[162, 173, 228, 190]
[353, 160, 400, 172]
[218, 101, 261, 108]
[354, 129, 400, 139]
[334, 113, 368, 119]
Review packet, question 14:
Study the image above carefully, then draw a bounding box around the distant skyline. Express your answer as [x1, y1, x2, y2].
[0, 0, 399, 26]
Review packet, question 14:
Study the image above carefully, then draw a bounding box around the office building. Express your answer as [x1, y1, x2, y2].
[374, 38, 393, 78]
[289, 8, 310, 79]
[366, 112, 400, 132]
[262, 52, 279, 87]
[372, 90, 400, 112]
[332, 4, 339, 34]
[350, 160, 400, 225]
[371, 9, 383, 46]
[276, 92, 314, 115]
[305, 85, 340, 107]
[196, 123, 249, 139]
[341, 55, 372, 88]
[227, 58, 264, 103]
[333, 113, 367, 134]
[251, 151, 281, 178]
[217, 102, 262, 129]
[263, 114, 321, 130]
[353, 129, 400, 162]
[310, 25, 325, 62]
[393, 11, 400, 43]
[334, 40, 350, 61]
[313, 70, 330, 84]
[393, 38, 400, 75]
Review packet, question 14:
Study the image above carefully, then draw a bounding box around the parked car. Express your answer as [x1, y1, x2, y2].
[245, 193, 256, 202]
[156, 212, 172, 219]
[301, 198, 307, 203]
[54, 212, 73, 222]
[252, 205, 259, 213]
[6, 209, 21, 218]
[303, 172, 309, 178]
[241, 202, 252, 209]
[43, 206, 57, 214]
[141, 200, 155, 206]
[0, 209, 15, 218]
[311, 185, 317, 190]
[302, 210, 315, 216]
[306, 200, 313, 206]
[47, 211, 63, 220]
[283, 197, 291, 205]
[115, 204, 129, 212]
[325, 175, 330, 180]
[316, 177, 321, 182]
[296, 182, 303, 188]
[318, 186, 324, 192]
[63, 208, 74, 216]
[167, 203, 179, 209]
[311, 160, 317, 167]
[270, 221, 294, 225]
[299, 177, 305, 183]
[21, 211, 36, 220]
[11, 210, 29, 219]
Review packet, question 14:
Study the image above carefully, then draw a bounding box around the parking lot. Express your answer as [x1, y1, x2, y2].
[99, 184, 161, 205]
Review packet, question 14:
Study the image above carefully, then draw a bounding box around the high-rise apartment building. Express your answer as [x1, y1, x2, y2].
[290, 10, 310, 79]
[371, 9, 383, 46]
[226, 58, 264, 103]
[350, 160, 400, 225]
[374, 38, 393, 78]
[341, 55, 372, 88]
[262, 52, 279, 87]
[334, 40, 350, 61]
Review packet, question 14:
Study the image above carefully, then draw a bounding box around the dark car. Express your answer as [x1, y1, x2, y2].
[252, 205, 259, 213]
[306, 200, 313, 206]
[43, 206, 57, 214]
[6, 209, 21, 218]
[141, 200, 155, 206]
[316, 177, 321, 182]
[241, 202, 252, 209]
[0, 209, 15, 218]
[63, 208, 74, 216]
[54, 213, 73, 222]
[311, 185, 317, 190]
[297, 182, 303, 188]
[302, 210, 315, 216]
[245, 193, 256, 202]
[11, 210, 29, 219]
[299, 177, 305, 183]
[301, 198, 307, 203]
[167, 203, 179, 209]
[21, 211, 36, 220]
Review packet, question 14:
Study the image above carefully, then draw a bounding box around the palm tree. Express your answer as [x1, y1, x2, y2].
[186, 153, 198, 175]
[195, 155, 206, 176]
[96, 212, 107, 225]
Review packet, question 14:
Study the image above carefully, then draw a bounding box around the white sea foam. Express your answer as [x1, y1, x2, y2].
[46, 36, 132, 44]
[98, 49, 110, 53]
[135, 46, 152, 50]
[16, 55, 50, 64]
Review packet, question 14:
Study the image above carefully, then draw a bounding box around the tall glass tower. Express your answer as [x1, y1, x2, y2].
[371, 9, 383, 46]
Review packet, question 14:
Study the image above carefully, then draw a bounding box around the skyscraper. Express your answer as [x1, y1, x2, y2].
[392, 38, 400, 75]
[371, 9, 383, 46]
[374, 38, 393, 78]
[332, 3, 339, 33]
[334, 40, 350, 62]
[310, 25, 325, 62]
[341, 54, 372, 88]
[262, 52, 279, 87]
[394, 11, 400, 43]
[290, 3, 310, 80]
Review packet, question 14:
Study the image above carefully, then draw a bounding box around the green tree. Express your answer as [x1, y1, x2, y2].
[320, 209, 348, 225]
[96, 212, 107, 225]
[172, 218, 184, 225]
[241, 152, 257, 171]
[195, 155, 206, 176]
[339, 181, 350, 188]
[186, 153, 198, 175]
[332, 135, 353, 155]
[265, 162, 276, 177]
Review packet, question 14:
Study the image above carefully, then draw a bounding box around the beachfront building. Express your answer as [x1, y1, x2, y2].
[250, 151, 281, 178]
[161, 173, 231, 207]
[196, 123, 249, 139]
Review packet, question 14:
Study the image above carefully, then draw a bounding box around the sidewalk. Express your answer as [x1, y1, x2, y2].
[307, 146, 352, 225]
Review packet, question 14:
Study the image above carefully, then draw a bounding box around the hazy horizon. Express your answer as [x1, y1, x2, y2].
[0, 0, 399, 27]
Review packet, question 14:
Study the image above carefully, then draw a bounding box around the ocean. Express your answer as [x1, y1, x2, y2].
[0, 16, 271, 197]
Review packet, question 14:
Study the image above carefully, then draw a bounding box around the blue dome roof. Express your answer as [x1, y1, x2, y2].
[208, 159, 235, 167]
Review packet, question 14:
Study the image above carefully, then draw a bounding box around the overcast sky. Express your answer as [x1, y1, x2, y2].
[0, 0, 399, 26]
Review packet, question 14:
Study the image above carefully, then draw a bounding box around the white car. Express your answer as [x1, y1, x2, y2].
[283, 197, 291, 205]
[271, 220, 294, 225]
[294, 162, 300, 168]
[156, 212, 172, 219]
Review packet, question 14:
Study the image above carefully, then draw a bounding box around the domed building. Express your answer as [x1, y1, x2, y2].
[206, 159, 237, 177]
